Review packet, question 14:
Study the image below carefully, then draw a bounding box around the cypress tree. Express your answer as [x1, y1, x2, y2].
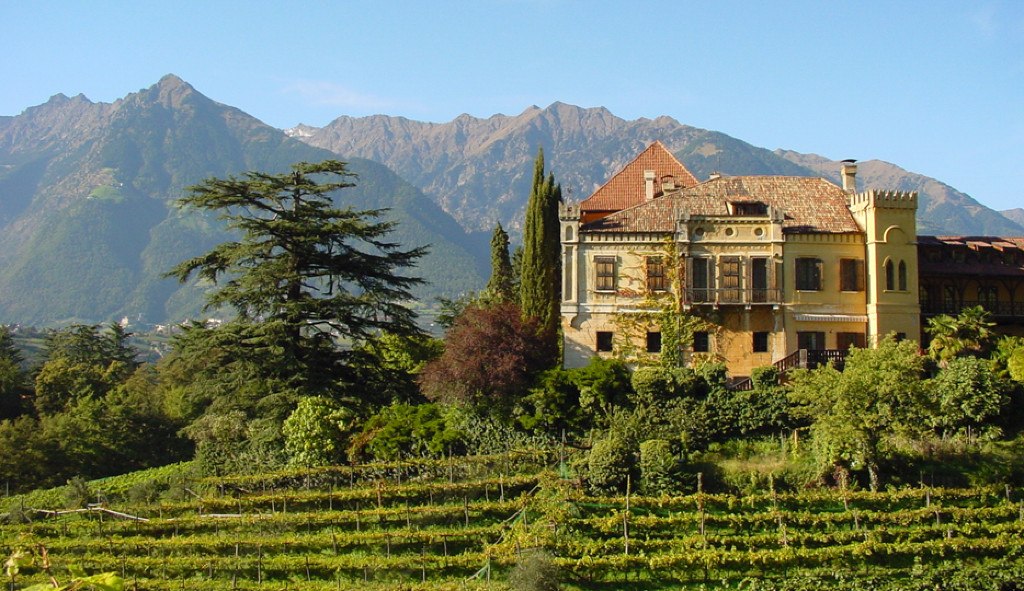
[484, 222, 515, 303]
[519, 147, 562, 348]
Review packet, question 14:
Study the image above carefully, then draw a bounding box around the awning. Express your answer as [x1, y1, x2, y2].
[793, 313, 868, 323]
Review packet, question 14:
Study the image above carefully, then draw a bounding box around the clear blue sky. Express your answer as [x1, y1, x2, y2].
[3, 0, 1022, 213]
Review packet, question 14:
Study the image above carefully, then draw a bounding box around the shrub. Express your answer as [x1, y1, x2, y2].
[508, 549, 559, 591]
[639, 438, 677, 495]
[586, 433, 633, 495]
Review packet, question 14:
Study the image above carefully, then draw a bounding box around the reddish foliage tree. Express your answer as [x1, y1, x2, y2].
[419, 301, 556, 413]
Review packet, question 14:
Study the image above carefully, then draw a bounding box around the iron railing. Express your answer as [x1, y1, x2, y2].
[921, 300, 1024, 317]
[684, 288, 782, 305]
[730, 348, 848, 391]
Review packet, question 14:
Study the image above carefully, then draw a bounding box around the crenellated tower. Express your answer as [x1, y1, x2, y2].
[846, 162, 921, 343]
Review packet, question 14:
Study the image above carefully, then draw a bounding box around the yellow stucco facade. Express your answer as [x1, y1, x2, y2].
[560, 150, 921, 379]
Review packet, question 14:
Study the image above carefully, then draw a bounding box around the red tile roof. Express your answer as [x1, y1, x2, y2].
[583, 175, 860, 234]
[579, 141, 699, 213]
[918, 236, 1024, 250]
[918, 236, 1024, 277]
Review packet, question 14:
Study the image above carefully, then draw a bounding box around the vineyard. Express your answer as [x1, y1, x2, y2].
[4, 452, 1024, 590]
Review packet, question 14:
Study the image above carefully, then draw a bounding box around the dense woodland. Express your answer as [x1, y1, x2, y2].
[4, 158, 1024, 589]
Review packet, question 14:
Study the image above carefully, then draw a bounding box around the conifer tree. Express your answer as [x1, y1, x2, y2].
[0, 326, 29, 420]
[484, 222, 515, 303]
[519, 148, 562, 347]
[167, 160, 426, 397]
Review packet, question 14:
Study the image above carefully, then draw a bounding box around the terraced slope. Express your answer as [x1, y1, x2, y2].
[4, 456, 1024, 590]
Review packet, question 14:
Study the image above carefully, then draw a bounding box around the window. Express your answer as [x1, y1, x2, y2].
[885, 259, 895, 290]
[596, 331, 613, 352]
[730, 201, 768, 216]
[795, 258, 822, 291]
[595, 256, 616, 291]
[751, 257, 770, 302]
[646, 331, 662, 353]
[898, 260, 908, 291]
[979, 285, 998, 308]
[720, 256, 741, 302]
[943, 286, 958, 311]
[797, 331, 825, 351]
[837, 332, 865, 350]
[693, 331, 710, 353]
[646, 256, 667, 292]
[753, 331, 769, 353]
[840, 258, 865, 292]
[689, 257, 713, 302]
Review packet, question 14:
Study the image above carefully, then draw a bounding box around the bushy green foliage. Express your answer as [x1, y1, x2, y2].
[586, 432, 634, 495]
[639, 438, 678, 495]
[927, 305, 997, 362]
[572, 357, 633, 424]
[928, 356, 1009, 436]
[0, 326, 29, 420]
[350, 403, 465, 462]
[790, 337, 929, 490]
[282, 396, 354, 467]
[508, 549, 559, 591]
[350, 331, 443, 406]
[520, 367, 584, 437]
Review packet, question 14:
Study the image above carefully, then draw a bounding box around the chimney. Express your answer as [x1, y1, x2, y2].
[841, 160, 857, 193]
[644, 170, 656, 201]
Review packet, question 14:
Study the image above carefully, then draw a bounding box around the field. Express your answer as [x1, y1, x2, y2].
[4, 452, 1024, 590]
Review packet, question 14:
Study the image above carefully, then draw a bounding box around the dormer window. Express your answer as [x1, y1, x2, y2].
[728, 201, 768, 216]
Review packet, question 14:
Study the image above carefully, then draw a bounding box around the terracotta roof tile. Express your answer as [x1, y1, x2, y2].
[918, 236, 1024, 277]
[583, 176, 860, 234]
[579, 141, 699, 213]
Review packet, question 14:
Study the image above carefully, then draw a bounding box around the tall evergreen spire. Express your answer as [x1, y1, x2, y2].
[519, 147, 562, 350]
[484, 222, 514, 303]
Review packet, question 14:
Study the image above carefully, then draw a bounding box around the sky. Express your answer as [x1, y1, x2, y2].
[3, 0, 1022, 212]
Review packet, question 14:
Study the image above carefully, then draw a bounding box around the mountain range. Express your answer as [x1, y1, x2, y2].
[1, 74, 1020, 327]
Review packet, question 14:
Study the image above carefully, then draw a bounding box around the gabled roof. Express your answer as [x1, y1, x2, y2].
[578, 141, 699, 213]
[583, 175, 860, 234]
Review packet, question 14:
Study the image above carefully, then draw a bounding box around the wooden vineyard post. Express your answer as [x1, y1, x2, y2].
[624, 474, 631, 557]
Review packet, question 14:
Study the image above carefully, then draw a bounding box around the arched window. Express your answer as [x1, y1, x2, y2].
[897, 260, 908, 291]
[884, 259, 895, 291]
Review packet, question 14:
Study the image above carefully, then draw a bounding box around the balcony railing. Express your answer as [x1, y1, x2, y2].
[921, 300, 1024, 318]
[730, 348, 848, 391]
[684, 287, 782, 305]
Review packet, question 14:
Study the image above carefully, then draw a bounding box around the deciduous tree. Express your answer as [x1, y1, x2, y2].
[790, 337, 927, 490]
[419, 301, 555, 419]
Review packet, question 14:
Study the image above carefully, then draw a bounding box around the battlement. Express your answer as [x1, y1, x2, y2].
[849, 189, 918, 211]
[559, 202, 581, 221]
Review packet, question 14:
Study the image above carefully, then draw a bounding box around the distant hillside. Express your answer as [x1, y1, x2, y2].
[293, 104, 1024, 237]
[1001, 208, 1024, 229]
[775, 151, 1024, 237]
[3, 77, 1019, 327]
[0, 75, 486, 326]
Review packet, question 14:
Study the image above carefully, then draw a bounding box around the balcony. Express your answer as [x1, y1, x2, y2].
[921, 300, 1024, 318]
[684, 287, 782, 305]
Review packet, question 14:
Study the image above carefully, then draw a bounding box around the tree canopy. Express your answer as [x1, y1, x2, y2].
[519, 148, 562, 348]
[167, 160, 427, 396]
